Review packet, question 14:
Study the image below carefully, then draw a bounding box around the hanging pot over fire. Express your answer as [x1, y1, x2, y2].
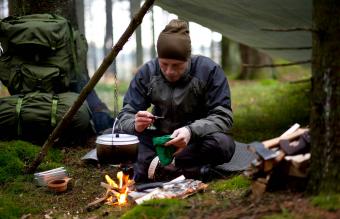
[96, 133, 139, 164]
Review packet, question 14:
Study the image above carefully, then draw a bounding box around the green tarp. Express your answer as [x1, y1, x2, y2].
[156, 0, 312, 62]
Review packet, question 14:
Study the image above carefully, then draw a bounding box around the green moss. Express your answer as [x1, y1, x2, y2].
[0, 140, 64, 217]
[0, 141, 63, 184]
[0, 195, 23, 219]
[311, 194, 340, 211]
[121, 199, 186, 219]
[210, 175, 251, 192]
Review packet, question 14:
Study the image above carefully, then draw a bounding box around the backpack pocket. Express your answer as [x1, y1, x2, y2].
[3, 14, 69, 53]
[8, 64, 69, 94]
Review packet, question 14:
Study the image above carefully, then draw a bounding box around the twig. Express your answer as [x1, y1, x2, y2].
[86, 194, 110, 211]
[242, 60, 311, 68]
[288, 78, 311, 84]
[25, 0, 156, 174]
[261, 27, 314, 32]
[259, 46, 311, 50]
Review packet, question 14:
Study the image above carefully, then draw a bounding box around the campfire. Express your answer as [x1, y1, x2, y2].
[103, 171, 133, 206]
[86, 171, 208, 211]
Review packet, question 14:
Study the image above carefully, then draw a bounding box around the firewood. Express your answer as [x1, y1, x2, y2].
[86, 194, 110, 211]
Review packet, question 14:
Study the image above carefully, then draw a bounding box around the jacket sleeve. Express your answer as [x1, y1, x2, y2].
[116, 65, 152, 134]
[187, 64, 233, 139]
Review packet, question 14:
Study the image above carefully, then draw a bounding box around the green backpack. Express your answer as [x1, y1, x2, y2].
[0, 14, 82, 94]
[0, 92, 95, 145]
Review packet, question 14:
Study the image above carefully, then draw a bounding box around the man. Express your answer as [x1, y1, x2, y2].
[117, 19, 235, 182]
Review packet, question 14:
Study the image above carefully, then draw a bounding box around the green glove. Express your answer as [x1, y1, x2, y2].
[152, 135, 176, 166]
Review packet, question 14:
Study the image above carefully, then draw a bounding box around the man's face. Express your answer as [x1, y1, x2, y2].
[159, 58, 188, 82]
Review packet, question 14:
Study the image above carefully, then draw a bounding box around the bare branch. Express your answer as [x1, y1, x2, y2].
[261, 27, 314, 32]
[259, 46, 312, 50]
[288, 78, 311, 84]
[242, 60, 311, 68]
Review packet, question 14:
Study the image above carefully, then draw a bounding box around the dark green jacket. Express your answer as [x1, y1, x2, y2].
[117, 55, 233, 140]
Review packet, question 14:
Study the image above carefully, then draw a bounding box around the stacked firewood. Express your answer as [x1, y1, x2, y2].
[243, 124, 310, 199]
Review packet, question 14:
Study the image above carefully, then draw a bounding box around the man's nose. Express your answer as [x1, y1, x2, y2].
[165, 66, 175, 74]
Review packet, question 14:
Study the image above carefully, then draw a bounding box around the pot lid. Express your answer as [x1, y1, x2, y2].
[96, 134, 139, 145]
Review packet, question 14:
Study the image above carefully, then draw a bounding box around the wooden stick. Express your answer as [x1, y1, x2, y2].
[260, 27, 314, 32]
[242, 60, 311, 68]
[25, 0, 156, 174]
[258, 46, 311, 50]
[86, 194, 110, 211]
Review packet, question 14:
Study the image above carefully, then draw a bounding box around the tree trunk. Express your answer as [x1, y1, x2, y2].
[238, 43, 274, 80]
[150, 7, 156, 58]
[0, 0, 5, 18]
[75, 0, 85, 35]
[8, 0, 78, 29]
[104, 0, 116, 75]
[221, 36, 230, 74]
[308, 0, 340, 194]
[210, 32, 216, 62]
[238, 43, 255, 79]
[130, 0, 143, 66]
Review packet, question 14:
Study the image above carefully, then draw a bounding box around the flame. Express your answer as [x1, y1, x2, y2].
[104, 171, 130, 206]
[105, 175, 118, 188]
[118, 186, 128, 205]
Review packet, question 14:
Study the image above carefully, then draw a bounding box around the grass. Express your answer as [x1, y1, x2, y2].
[121, 199, 186, 219]
[209, 174, 251, 192]
[311, 194, 340, 211]
[231, 79, 310, 142]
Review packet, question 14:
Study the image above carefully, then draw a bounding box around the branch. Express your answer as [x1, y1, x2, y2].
[261, 27, 314, 32]
[242, 60, 311, 68]
[288, 78, 311, 84]
[259, 46, 311, 50]
[25, 0, 156, 174]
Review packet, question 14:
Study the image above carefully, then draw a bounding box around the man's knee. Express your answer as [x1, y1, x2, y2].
[203, 132, 235, 164]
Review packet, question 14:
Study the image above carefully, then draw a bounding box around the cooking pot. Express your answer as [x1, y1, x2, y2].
[96, 133, 139, 164]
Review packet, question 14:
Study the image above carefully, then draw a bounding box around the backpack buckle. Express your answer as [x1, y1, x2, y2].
[36, 78, 43, 90]
[0, 42, 3, 56]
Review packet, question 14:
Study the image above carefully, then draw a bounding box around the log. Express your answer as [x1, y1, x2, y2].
[262, 128, 309, 148]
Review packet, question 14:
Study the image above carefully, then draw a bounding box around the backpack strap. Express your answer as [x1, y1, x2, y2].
[15, 95, 24, 136]
[51, 94, 59, 127]
[69, 24, 79, 76]
[0, 42, 3, 56]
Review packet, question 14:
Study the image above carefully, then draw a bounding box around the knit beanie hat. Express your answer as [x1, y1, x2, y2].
[157, 19, 191, 61]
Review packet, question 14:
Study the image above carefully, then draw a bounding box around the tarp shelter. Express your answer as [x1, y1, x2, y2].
[156, 0, 312, 62]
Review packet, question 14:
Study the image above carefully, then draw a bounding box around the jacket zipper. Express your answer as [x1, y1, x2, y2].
[170, 86, 175, 121]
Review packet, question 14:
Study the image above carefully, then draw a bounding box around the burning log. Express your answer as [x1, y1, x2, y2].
[86, 170, 133, 211]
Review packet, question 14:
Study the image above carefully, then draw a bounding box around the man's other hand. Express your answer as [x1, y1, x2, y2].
[165, 127, 191, 150]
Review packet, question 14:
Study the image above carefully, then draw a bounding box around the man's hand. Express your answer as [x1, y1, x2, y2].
[134, 111, 155, 132]
[165, 127, 191, 155]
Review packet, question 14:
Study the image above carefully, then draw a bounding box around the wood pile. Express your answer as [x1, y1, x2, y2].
[243, 124, 310, 200]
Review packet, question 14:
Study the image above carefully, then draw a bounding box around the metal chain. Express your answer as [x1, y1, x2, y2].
[113, 71, 119, 118]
